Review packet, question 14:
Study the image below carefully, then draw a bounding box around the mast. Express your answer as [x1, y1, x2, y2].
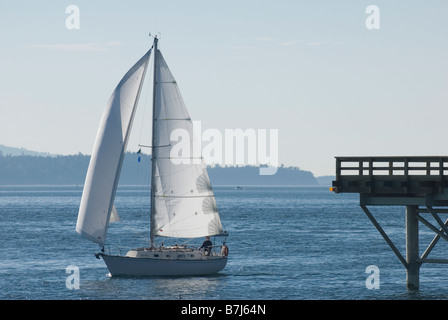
[150, 36, 158, 247]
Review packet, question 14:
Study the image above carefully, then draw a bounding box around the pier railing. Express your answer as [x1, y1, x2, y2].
[332, 156, 448, 196]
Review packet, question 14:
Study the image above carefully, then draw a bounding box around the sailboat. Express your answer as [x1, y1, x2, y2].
[76, 36, 228, 276]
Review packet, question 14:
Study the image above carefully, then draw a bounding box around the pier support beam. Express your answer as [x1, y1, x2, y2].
[406, 205, 419, 290]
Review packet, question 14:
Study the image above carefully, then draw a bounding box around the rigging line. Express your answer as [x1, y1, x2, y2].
[134, 54, 153, 186]
[156, 156, 204, 159]
[138, 144, 171, 148]
[137, 49, 153, 152]
[132, 230, 151, 245]
[155, 195, 215, 198]
[156, 118, 192, 121]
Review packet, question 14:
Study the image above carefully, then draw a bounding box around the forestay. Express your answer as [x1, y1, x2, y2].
[76, 49, 151, 246]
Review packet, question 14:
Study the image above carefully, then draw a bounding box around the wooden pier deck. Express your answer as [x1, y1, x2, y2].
[331, 156, 448, 206]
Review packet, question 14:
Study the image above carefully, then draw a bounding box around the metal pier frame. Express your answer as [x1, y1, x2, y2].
[332, 156, 448, 290]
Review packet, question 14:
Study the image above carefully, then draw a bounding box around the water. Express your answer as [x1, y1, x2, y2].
[1, 185, 448, 301]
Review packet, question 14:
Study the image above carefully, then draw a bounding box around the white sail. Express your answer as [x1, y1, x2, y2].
[76, 49, 151, 246]
[110, 204, 120, 223]
[152, 49, 224, 238]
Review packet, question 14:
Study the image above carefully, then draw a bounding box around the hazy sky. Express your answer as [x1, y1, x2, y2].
[1, 1, 447, 176]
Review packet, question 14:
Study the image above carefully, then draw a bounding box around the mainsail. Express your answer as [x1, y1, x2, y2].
[76, 49, 151, 246]
[151, 47, 224, 239]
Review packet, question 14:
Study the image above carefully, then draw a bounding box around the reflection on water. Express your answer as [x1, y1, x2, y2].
[76, 274, 227, 300]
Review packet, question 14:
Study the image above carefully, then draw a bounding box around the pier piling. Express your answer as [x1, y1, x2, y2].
[406, 205, 419, 290]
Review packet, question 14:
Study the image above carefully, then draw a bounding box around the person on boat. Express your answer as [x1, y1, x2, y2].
[199, 236, 213, 255]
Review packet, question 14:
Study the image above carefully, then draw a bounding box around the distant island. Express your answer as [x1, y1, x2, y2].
[0, 145, 333, 186]
[0, 145, 53, 157]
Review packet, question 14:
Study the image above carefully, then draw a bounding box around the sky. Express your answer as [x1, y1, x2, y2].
[0, 1, 447, 176]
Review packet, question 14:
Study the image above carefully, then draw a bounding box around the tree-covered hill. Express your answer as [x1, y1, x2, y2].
[0, 152, 318, 186]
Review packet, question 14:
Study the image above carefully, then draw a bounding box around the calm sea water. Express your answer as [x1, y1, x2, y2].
[1, 185, 448, 301]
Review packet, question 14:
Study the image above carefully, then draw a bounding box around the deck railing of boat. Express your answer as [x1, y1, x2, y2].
[101, 244, 227, 257]
[102, 244, 126, 256]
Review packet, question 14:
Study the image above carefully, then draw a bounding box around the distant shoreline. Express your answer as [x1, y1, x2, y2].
[0, 153, 334, 186]
[0, 145, 334, 186]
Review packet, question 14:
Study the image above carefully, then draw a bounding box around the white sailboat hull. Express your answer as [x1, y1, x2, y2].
[98, 250, 227, 277]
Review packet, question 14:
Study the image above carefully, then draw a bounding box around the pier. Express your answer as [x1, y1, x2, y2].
[331, 156, 448, 290]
